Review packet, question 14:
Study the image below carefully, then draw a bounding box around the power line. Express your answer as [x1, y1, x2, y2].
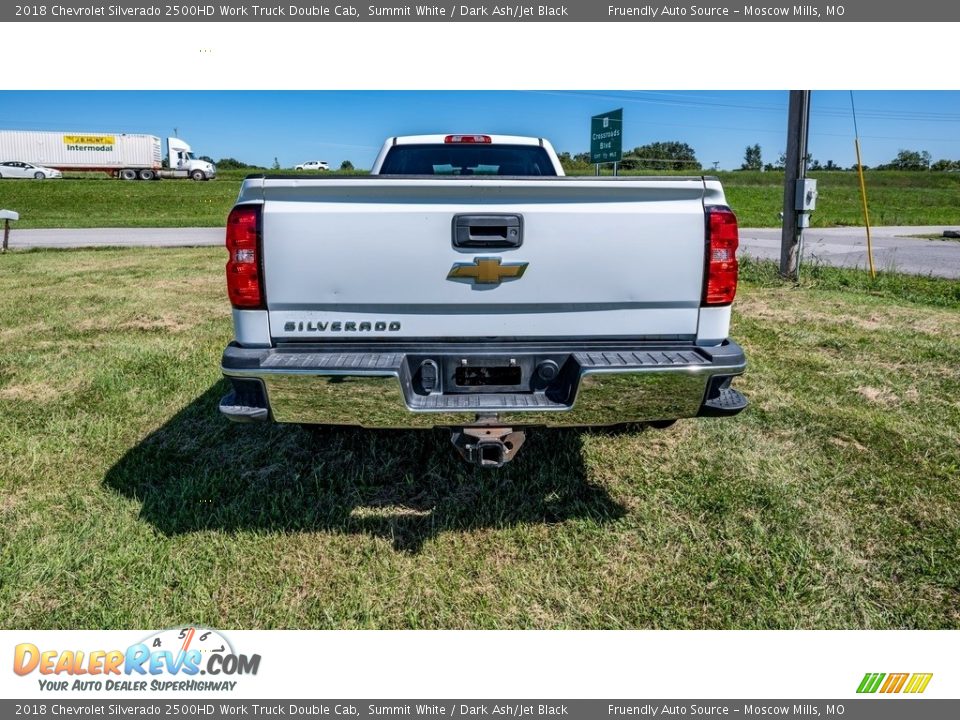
[538, 89, 960, 120]
[534, 90, 960, 123]
[850, 91, 861, 138]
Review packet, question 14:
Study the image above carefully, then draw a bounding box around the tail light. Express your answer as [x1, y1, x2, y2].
[444, 134, 492, 144]
[225, 204, 263, 308]
[703, 206, 739, 306]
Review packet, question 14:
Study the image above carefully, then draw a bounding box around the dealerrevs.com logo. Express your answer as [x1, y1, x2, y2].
[13, 627, 261, 693]
[857, 672, 933, 694]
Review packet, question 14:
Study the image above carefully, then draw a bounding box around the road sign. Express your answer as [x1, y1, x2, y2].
[590, 108, 623, 164]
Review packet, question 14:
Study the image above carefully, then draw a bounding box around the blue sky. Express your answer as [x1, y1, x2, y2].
[1, 90, 958, 170]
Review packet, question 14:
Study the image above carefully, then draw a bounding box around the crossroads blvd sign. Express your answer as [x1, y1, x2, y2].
[591, 108, 623, 164]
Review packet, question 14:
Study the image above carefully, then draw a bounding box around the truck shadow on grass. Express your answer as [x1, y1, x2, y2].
[103, 383, 625, 553]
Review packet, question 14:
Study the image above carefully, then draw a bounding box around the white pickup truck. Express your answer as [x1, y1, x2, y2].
[219, 134, 747, 467]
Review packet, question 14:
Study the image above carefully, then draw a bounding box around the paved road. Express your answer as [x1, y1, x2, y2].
[7, 225, 960, 278]
[738, 225, 960, 279]
[7, 227, 224, 249]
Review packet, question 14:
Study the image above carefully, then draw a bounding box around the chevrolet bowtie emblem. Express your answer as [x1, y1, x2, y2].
[447, 257, 529, 286]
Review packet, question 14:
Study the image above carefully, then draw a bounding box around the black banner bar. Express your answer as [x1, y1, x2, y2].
[3, 1, 958, 22]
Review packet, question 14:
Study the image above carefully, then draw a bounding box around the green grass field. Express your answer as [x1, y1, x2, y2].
[1, 248, 958, 629]
[1, 170, 958, 229]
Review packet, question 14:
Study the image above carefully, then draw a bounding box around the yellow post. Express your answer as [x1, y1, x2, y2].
[854, 138, 876, 278]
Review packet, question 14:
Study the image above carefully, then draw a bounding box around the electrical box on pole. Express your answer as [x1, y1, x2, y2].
[795, 178, 818, 228]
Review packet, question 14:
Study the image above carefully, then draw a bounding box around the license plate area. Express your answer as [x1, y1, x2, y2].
[405, 353, 573, 397]
[454, 365, 522, 387]
[448, 356, 530, 394]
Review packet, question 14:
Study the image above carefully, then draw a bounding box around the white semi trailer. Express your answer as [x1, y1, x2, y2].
[0, 130, 216, 181]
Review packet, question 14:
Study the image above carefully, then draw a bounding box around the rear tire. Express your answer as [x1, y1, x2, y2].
[33, 171, 45, 179]
[191, 170, 206, 181]
[138, 169, 155, 181]
[120, 168, 137, 181]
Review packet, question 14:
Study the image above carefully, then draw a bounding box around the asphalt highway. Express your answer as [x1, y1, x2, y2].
[737, 225, 960, 279]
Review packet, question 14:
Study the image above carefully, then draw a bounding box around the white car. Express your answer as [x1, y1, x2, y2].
[294, 161, 329, 171]
[0, 161, 62, 179]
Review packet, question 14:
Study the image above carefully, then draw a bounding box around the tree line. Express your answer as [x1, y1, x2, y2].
[559, 142, 702, 171]
[738, 145, 960, 172]
[558, 143, 960, 172]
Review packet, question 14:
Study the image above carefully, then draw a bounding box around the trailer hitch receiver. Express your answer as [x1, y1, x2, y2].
[450, 426, 527, 468]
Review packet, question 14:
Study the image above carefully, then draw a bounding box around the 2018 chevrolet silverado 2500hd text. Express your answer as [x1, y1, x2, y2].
[218, 134, 747, 467]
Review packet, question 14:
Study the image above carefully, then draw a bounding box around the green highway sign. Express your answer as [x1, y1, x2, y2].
[590, 108, 623, 164]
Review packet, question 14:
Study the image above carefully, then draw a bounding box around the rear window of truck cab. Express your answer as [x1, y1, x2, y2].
[379, 144, 558, 176]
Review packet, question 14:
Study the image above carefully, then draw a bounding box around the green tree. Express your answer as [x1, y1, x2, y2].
[883, 149, 932, 170]
[764, 151, 786, 172]
[215, 157, 257, 170]
[556, 151, 597, 174]
[741, 144, 762, 171]
[340, 160, 354, 171]
[619, 141, 701, 171]
[930, 158, 960, 172]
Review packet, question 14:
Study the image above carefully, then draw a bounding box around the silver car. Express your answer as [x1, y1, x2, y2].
[0, 161, 62, 179]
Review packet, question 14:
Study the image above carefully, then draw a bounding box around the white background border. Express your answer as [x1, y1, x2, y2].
[2, 630, 955, 698]
[2, 18, 956, 703]
[4, 22, 957, 90]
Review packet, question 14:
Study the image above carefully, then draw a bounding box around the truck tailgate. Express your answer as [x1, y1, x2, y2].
[252, 177, 709, 340]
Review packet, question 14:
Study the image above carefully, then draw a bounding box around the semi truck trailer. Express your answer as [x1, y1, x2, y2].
[0, 130, 216, 181]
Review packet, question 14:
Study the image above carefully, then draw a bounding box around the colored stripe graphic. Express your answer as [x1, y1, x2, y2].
[857, 672, 932, 694]
[904, 673, 934, 694]
[857, 673, 885, 693]
[880, 673, 909, 693]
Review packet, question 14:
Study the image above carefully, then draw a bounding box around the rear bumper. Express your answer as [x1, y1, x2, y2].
[220, 340, 747, 428]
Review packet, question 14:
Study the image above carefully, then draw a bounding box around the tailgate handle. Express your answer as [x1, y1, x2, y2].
[453, 214, 523, 248]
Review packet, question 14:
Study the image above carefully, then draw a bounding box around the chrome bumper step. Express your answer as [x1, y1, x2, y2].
[220, 340, 747, 429]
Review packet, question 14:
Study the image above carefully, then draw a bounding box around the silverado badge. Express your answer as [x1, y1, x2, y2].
[447, 257, 529, 286]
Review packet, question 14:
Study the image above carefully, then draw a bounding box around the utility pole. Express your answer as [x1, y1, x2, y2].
[780, 90, 811, 279]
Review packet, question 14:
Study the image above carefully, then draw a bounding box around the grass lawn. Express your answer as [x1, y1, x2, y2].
[0, 249, 958, 629]
[1, 169, 958, 229]
[722, 170, 960, 228]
